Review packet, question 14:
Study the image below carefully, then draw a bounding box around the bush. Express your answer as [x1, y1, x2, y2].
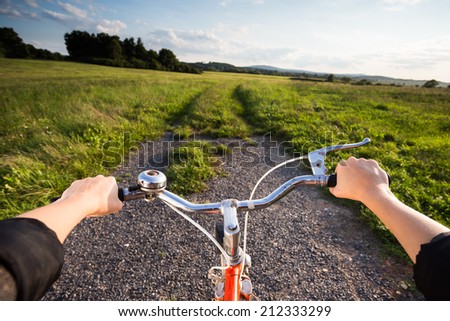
[422, 79, 439, 88]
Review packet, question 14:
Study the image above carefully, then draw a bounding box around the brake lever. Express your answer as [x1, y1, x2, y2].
[308, 138, 371, 176]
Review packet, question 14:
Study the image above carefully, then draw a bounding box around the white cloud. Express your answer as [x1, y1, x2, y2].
[0, 2, 39, 20]
[96, 19, 127, 35]
[24, 0, 39, 8]
[144, 26, 298, 67]
[145, 22, 265, 60]
[219, 0, 231, 7]
[219, 0, 263, 6]
[381, 0, 422, 5]
[57, 1, 87, 19]
[146, 28, 237, 55]
[43, 9, 69, 22]
[0, 0, 127, 36]
[380, 0, 422, 11]
[0, 7, 21, 18]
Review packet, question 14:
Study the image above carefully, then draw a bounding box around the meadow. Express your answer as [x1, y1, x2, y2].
[1, 58, 449, 243]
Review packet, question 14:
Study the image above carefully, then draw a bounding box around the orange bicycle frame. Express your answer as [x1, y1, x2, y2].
[215, 263, 251, 301]
[223, 264, 242, 301]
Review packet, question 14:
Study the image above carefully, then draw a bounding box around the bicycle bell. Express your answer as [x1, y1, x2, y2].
[137, 170, 167, 192]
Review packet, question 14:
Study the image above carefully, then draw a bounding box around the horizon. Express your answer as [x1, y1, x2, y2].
[1, 0, 449, 82]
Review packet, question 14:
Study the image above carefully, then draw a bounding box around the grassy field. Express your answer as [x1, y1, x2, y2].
[1, 59, 449, 240]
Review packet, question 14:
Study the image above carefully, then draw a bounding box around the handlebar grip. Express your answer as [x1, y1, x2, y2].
[118, 188, 125, 202]
[327, 173, 337, 187]
[327, 173, 391, 188]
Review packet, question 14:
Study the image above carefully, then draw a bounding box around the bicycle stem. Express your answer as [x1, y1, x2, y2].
[221, 199, 241, 263]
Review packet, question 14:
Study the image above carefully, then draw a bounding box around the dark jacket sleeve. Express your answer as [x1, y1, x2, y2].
[414, 231, 450, 300]
[0, 218, 64, 300]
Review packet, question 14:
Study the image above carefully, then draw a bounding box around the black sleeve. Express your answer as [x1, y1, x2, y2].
[413, 231, 450, 300]
[0, 218, 64, 300]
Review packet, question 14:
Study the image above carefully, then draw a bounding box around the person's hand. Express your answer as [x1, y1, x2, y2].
[58, 175, 123, 217]
[329, 157, 390, 204]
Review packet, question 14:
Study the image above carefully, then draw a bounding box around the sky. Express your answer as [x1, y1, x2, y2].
[1, 0, 449, 81]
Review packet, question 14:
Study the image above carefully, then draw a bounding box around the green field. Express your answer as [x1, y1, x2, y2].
[1, 58, 449, 237]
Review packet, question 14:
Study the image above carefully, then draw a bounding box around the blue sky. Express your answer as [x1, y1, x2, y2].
[1, 0, 449, 81]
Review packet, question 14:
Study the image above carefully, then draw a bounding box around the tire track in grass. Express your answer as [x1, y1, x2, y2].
[175, 82, 251, 138]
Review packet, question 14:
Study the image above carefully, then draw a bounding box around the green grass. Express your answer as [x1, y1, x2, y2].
[1, 58, 449, 251]
[165, 141, 230, 195]
[175, 82, 251, 138]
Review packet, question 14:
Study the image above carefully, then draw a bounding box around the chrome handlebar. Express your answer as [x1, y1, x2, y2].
[122, 174, 329, 214]
[120, 138, 372, 214]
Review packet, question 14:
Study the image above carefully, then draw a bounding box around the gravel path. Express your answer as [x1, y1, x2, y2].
[44, 134, 423, 301]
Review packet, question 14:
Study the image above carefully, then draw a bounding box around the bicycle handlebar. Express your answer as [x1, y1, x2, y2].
[53, 138, 382, 209]
[118, 138, 378, 213]
[119, 174, 331, 214]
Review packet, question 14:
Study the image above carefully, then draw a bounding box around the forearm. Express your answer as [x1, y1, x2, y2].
[362, 189, 450, 263]
[17, 197, 89, 243]
[16, 175, 122, 244]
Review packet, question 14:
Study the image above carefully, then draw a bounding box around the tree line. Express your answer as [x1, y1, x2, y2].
[63, 30, 200, 73]
[0, 27, 64, 60]
[0, 27, 200, 74]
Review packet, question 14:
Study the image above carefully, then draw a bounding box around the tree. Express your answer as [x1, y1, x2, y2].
[422, 79, 439, 88]
[64, 30, 94, 59]
[122, 37, 136, 60]
[146, 49, 162, 69]
[327, 74, 335, 82]
[106, 37, 123, 61]
[134, 38, 148, 61]
[355, 79, 372, 86]
[0, 27, 29, 58]
[158, 48, 179, 70]
[0, 27, 61, 60]
[341, 76, 352, 84]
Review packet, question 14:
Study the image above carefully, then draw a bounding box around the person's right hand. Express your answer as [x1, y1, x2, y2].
[329, 157, 390, 204]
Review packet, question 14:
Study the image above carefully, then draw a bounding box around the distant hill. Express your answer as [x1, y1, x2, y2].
[187, 62, 327, 79]
[246, 65, 449, 88]
[185, 61, 449, 87]
[248, 64, 323, 75]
